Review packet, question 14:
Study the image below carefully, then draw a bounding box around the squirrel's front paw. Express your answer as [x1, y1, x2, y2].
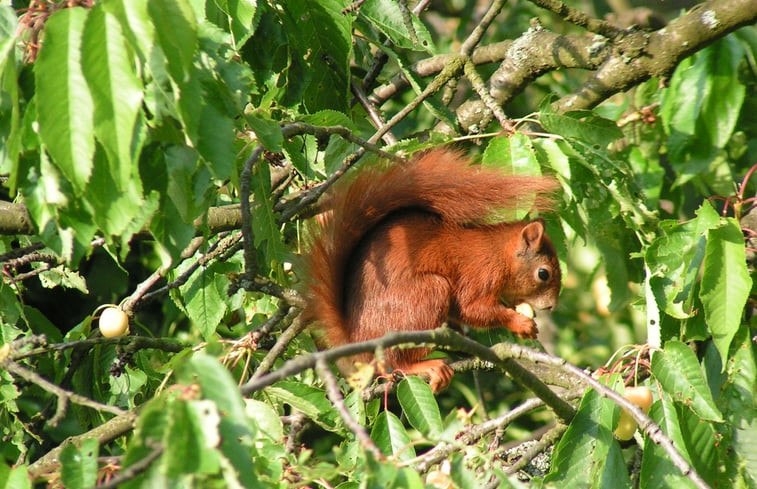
[508, 314, 538, 339]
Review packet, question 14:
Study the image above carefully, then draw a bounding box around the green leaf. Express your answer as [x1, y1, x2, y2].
[35, 7, 94, 195]
[179, 262, 227, 340]
[82, 5, 144, 185]
[38, 265, 89, 293]
[0, 6, 17, 72]
[644, 202, 720, 319]
[676, 402, 721, 486]
[483, 134, 542, 220]
[182, 353, 248, 422]
[165, 145, 203, 223]
[700, 37, 745, 148]
[179, 353, 259, 488]
[176, 67, 203, 142]
[450, 453, 481, 489]
[363, 452, 423, 488]
[661, 37, 745, 152]
[162, 400, 203, 477]
[359, 0, 435, 53]
[279, 0, 351, 112]
[640, 399, 696, 489]
[301, 109, 356, 130]
[651, 341, 724, 422]
[245, 399, 284, 441]
[397, 377, 443, 440]
[540, 109, 623, 148]
[545, 386, 631, 488]
[660, 54, 701, 143]
[148, 0, 197, 83]
[60, 438, 99, 489]
[266, 381, 343, 433]
[245, 113, 283, 152]
[197, 103, 235, 179]
[163, 400, 222, 477]
[0, 464, 31, 489]
[699, 219, 751, 364]
[85, 147, 145, 239]
[150, 203, 196, 262]
[371, 42, 457, 131]
[121, 399, 176, 487]
[482, 134, 542, 176]
[106, 0, 155, 63]
[722, 332, 757, 484]
[251, 162, 286, 270]
[212, 0, 260, 47]
[370, 411, 415, 461]
[0, 7, 20, 192]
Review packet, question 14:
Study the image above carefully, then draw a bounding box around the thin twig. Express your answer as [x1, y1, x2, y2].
[240, 328, 574, 422]
[463, 58, 514, 132]
[459, 0, 507, 56]
[527, 0, 623, 39]
[248, 313, 305, 381]
[360, 0, 432, 91]
[504, 423, 566, 475]
[139, 232, 242, 304]
[239, 145, 264, 280]
[0, 241, 45, 263]
[351, 83, 397, 145]
[490, 342, 711, 489]
[94, 444, 164, 489]
[13, 335, 188, 362]
[369, 55, 466, 145]
[412, 396, 547, 472]
[3, 360, 125, 426]
[28, 410, 138, 478]
[121, 269, 163, 313]
[316, 358, 384, 459]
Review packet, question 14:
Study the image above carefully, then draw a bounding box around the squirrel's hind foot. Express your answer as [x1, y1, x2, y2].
[394, 359, 453, 392]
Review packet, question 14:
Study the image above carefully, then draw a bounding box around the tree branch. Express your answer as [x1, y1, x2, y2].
[239, 328, 576, 421]
[555, 0, 757, 111]
[315, 358, 384, 460]
[27, 411, 138, 479]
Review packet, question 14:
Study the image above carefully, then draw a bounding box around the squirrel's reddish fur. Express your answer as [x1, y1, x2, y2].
[304, 149, 561, 391]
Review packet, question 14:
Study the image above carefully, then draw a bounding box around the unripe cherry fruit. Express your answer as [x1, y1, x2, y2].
[99, 307, 130, 338]
[614, 386, 653, 440]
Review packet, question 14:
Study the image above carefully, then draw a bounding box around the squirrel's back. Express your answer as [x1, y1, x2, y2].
[303, 148, 559, 349]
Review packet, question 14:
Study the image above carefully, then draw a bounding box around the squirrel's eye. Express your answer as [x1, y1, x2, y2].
[537, 268, 550, 281]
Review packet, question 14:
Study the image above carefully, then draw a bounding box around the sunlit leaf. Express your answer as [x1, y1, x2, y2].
[397, 377, 443, 440]
[371, 411, 416, 461]
[699, 219, 751, 365]
[60, 438, 98, 489]
[359, 0, 435, 53]
[35, 7, 94, 195]
[640, 398, 696, 489]
[651, 341, 724, 422]
[545, 386, 631, 488]
[148, 0, 197, 83]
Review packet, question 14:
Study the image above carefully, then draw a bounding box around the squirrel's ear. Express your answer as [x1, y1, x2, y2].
[520, 219, 545, 250]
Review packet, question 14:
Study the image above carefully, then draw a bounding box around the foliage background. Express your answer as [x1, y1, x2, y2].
[0, 0, 756, 487]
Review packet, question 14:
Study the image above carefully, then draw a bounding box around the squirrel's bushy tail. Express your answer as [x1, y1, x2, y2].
[303, 148, 559, 347]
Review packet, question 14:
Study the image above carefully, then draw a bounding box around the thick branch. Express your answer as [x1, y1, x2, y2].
[27, 411, 138, 478]
[556, 0, 757, 111]
[240, 328, 576, 422]
[0, 201, 33, 235]
[528, 0, 624, 38]
[490, 342, 711, 489]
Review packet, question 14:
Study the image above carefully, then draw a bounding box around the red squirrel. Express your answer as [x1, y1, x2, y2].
[304, 148, 561, 391]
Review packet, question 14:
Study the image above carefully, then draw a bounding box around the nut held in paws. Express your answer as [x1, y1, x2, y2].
[515, 302, 535, 319]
